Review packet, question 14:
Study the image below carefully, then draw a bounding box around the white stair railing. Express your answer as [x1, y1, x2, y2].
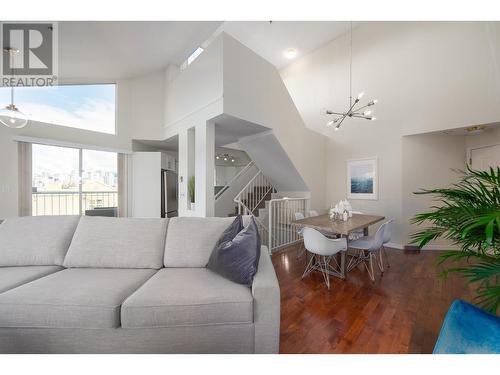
[215, 161, 255, 201]
[234, 171, 273, 215]
[268, 197, 309, 253]
[234, 170, 274, 246]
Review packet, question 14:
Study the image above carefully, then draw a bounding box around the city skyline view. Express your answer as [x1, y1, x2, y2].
[31, 144, 118, 216]
[32, 144, 117, 192]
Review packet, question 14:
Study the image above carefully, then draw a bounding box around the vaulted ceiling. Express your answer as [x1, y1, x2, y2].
[57, 21, 352, 80]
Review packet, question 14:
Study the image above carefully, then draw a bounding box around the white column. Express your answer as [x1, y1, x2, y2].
[195, 121, 215, 217]
[178, 128, 195, 216]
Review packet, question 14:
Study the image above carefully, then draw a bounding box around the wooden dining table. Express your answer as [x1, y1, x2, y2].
[292, 213, 385, 279]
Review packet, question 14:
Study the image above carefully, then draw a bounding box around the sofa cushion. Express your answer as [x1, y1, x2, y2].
[0, 266, 63, 293]
[63, 216, 168, 269]
[0, 268, 156, 329]
[0, 216, 80, 266]
[164, 217, 236, 267]
[121, 268, 253, 328]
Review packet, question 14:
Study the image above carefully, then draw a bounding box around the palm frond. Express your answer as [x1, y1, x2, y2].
[411, 166, 500, 313]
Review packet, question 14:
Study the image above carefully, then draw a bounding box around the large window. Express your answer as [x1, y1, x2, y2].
[0, 84, 116, 134]
[32, 144, 118, 216]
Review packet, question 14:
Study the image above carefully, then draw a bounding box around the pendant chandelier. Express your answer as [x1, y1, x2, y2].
[0, 47, 29, 129]
[326, 22, 377, 131]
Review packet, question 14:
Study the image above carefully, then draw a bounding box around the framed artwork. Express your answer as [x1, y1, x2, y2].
[347, 157, 378, 200]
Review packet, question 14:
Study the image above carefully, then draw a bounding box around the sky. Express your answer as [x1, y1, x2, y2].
[32, 144, 117, 175]
[0, 84, 116, 134]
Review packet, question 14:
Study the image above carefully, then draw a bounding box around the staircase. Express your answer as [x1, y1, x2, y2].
[232, 171, 275, 244]
[229, 187, 275, 217]
[215, 163, 309, 252]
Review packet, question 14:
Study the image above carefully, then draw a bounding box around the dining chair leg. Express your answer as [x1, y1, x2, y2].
[321, 256, 330, 290]
[377, 246, 390, 274]
[296, 240, 305, 259]
[364, 252, 375, 282]
[382, 246, 391, 268]
[378, 247, 385, 274]
[340, 251, 346, 279]
[347, 249, 362, 272]
[301, 253, 316, 279]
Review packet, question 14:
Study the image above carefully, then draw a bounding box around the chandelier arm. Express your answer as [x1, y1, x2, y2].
[346, 100, 358, 116]
[351, 115, 373, 120]
[336, 114, 348, 129]
[352, 103, 372, 113]
[326, 111, 346, 116]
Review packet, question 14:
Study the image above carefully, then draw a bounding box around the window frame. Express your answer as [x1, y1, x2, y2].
[31, 142, 118, 216]
[0, 82, 118, 135]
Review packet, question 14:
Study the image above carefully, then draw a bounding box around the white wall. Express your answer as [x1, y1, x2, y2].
[401, 134, 466, 246]
[215, 166, 244, 186]
[130, 70, 166, 140]
[164, 36, 223, 130]
[222, 33, 327, 210]
[238, 131, 309, 192]
[281, 22, 500, 246]
[131, 152, 162, 218]
[465, 126, 500, 150]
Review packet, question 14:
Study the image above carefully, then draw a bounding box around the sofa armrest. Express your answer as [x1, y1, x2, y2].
[251, 245, 280, 353]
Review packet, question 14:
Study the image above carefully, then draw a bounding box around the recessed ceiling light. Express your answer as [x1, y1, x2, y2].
[284, 48, 298, 59]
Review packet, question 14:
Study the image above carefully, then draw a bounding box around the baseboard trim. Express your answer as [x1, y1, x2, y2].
[385, 242, 404, 250]
[419, 244, 461, 251]
[384, 242, 460, 251]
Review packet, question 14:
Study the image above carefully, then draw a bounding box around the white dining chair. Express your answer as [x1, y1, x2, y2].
[347, 221, 387, 282]
[309, 210, 319, 217]
[294, 212, 306, 259]
[301, 227, 348, 289]
[379, 219, 394, 273]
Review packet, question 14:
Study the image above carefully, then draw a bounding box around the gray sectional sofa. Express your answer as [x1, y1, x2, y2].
[0, 215, 280, 353]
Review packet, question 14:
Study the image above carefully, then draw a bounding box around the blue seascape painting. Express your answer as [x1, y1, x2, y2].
[350, 163, 374, 194]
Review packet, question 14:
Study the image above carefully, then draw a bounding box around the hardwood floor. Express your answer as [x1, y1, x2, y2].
[272, 244, 475, 354]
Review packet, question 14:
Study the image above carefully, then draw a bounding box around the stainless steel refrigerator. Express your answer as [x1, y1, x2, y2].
[161, 169, 178, 218]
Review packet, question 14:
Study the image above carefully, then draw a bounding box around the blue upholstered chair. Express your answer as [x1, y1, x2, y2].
[434, 299, 500, 354]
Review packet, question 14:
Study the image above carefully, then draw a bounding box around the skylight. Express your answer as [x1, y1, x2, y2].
[187, 47, 204, 66]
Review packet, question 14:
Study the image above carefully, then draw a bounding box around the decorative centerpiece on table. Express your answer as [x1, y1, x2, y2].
[329, 200, 364, 240]
[329, 199, 353, 222]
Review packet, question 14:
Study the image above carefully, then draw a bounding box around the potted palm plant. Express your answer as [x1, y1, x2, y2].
[411, 166, 500, 314]
[188, 176, 195, 211]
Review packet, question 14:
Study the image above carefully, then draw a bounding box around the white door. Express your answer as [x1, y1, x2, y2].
[470, 144, 500, 171]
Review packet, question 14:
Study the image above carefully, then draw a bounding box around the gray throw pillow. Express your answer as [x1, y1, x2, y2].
[207, 216, 261, 286]
[214, 215, 243, 247]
